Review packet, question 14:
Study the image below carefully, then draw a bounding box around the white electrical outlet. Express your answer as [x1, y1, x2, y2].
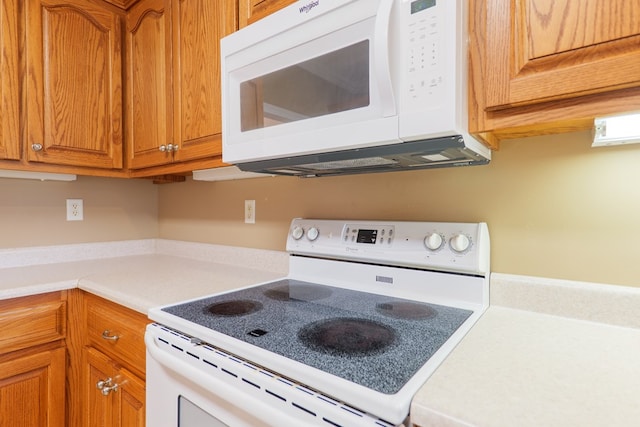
[244, 200, 255, 224]
[66, 199, 83, 221]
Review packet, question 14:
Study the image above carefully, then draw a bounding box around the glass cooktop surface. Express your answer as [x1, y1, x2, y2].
[162, 279, 472, 394]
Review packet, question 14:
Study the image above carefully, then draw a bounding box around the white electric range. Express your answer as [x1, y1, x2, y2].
[145, 218, 489, 426]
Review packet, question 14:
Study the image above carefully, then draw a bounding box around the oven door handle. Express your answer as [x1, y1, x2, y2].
[145, 330, 303, 426]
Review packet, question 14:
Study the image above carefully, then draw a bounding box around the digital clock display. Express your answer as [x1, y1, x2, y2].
[356, 229, 378, 244]
[411, 0, 436, 14]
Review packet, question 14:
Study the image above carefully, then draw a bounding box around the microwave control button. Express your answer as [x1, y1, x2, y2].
[449, 234, 471, 253]
[307, 227, 319, 241]
[424, 233, 444, 251]
[292, 226, 304, 240]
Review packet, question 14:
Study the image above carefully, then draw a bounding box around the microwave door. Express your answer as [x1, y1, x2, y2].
[222, 0, 398, 164]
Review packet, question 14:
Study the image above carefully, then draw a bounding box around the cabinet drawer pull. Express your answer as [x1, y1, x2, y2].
[31, 143, 43, 151]
[101, 330, 120, 341]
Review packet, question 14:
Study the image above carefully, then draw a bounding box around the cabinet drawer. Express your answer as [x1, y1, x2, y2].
[0, 292, 66, 354]
[85, 294, 148, 376]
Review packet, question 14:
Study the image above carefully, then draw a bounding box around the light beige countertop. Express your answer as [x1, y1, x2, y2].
[410, 274, 640, 427]
[0, 239, 288, 312]
[2, 241, 639, 426]
[78, 254, 286, 312]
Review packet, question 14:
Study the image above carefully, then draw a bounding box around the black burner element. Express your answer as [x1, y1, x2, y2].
[206, 300, 263, 316]
[298, 318, 395, 357]
[264, 283, 332, 302]
[375, 301, 436, 320]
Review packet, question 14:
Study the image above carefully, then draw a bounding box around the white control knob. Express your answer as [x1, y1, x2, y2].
[291, 226, 304, 240]
[307, 227, 319, 241]
[424, 233, 444, 251]
[449, 234, 471, 253]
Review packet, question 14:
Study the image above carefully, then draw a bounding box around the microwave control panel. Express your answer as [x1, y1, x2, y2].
[404, 0, 444, 106]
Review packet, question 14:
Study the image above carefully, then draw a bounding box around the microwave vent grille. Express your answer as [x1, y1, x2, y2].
[236, 136, 490, 177]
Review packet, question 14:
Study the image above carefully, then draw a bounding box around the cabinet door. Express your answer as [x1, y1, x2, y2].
[239, 0, 295, 28]
[25, 0, 123, 169]
[126, 0, 174, 170]
[0, 347, 66, 427]
[116, 366, 145, 427]
[83, 347, 145, 427]
[171, 0, 236, 163]
[85, 347, 116, 427]
[482, 0, 640, 110]
[0, 0, 19, 160]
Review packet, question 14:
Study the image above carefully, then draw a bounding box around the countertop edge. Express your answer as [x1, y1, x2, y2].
[0, 280, 78, 301]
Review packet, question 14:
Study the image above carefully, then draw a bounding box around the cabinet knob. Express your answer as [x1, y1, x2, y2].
[159, 144, 179, 153]
[101, 383, 119, 396]
[101, 330, 120, 341]
[96, 377, 112, 390]
[31, 143, 43, 152]
[96, 377, 120, 396]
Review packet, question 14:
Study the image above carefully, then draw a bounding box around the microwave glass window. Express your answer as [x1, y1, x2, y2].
[240, 40, 370, 131]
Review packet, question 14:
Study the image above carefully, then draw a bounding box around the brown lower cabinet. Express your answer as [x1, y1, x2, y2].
[83, 347, 145, 427]
[0, 346, 66, 426]
[0, 289, 148, 427]
[0, 292, 67, 426]
[70, 291, 148, 427]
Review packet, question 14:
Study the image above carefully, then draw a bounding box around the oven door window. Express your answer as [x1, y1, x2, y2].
[179, 396, 228, 427]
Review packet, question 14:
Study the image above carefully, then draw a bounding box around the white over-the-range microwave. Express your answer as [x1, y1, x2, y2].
[220, 0, 490, 177]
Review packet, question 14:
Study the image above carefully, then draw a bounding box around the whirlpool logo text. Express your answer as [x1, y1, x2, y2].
[299, 0, 319, 13]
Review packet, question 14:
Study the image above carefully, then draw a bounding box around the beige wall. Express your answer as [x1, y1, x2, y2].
[158, 131, 640, 288]
[2, 131, 638, 288]
[0, 176, 158, 248]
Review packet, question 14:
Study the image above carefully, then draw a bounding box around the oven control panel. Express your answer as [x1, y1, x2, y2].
[287, 218, 489, 274]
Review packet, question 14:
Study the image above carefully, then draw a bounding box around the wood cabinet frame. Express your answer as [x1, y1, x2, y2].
[469, 0, 640, 148]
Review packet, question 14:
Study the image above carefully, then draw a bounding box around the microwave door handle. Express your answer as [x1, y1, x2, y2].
[374, 0, 396, 117]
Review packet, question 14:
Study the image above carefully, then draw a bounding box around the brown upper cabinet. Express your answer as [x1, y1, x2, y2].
[25, 0, 124, 169]
[102, 0, 140, 9]
[126, 0, 237, 172]
[0, 0, 20, 161]
[0, 0, 20, 160]
[469, 0, 640, 148]
[239, 0, 296, 28]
